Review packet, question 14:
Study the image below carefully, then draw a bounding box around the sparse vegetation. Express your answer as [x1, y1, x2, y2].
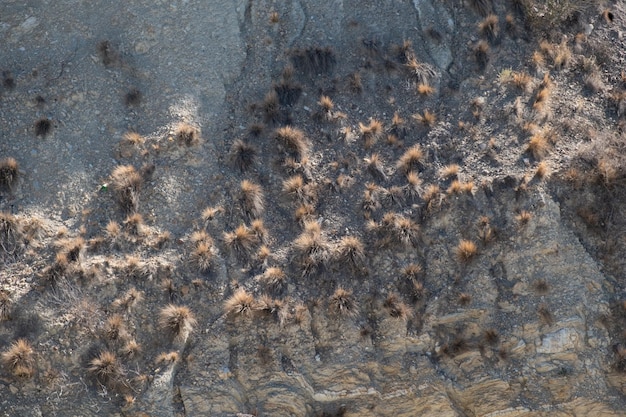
[2, 3, 625, 413]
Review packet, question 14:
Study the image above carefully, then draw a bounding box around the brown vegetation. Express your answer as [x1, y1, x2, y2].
[158, 305, 197, 340]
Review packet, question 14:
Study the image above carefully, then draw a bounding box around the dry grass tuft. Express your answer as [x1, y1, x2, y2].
[478, 216, 495, 244]
[417, 83, 434, 96]
[110, 165, 142, 213]
[201, 206, 224, 223]
[458, 293, 472, 306]
[259, 267, 287, 293]
[112, 287, 144, 312]
[155, 351, 179, 365]
[512, 71, 532, 91]
[447, 180, 474, 195]
[224, 288, 256, 316]
[527, 133, 548, 160]
[404, 171, 422, 200]
[413, 110, 436, 127]
[372, 213, 420, 248]
[456, 240, 478, 263]
[359, 119, 384, 148]
[273, 126, 310, 160]
[422, 184, 442, 210]
[439, 164, 459, 180]
[397, 144, 424, 174]
[191, 240, 214, 272]
[230, 140, 257, 172]
[364, 153, 387, 181]
[0, 212, 23, 258]
[335, 236, 365, 269]
[516, 210, 532, 225]
[262, 90, 281, 124]
[240, 180, 265, 219]
[479, 14, 499, 42]
[329, 288, 359, 318]
[223, 224, 259, 257]
[383, 293, 412, 321]
[0, 291, 11, 321]
[124, 213, 144, 236]
[174, 123, 200, 146]
[293, 220, 331, 274]
[2, 339, 35, 378]
[104, 314, 128, 341]
[0, 157, 19, 190]
[405, 56, 437, 85]
[533, 87, 550, 111]
[120, 340, 141, 359]
[87, 350, 124, 387]
[158, 304, 197, 340]
[535, 161, 549, 178]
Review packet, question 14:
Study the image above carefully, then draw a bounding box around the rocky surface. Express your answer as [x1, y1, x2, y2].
[1, 0, 626, 416]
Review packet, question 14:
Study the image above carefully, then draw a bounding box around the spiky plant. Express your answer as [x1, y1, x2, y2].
[0, 212, 23, 258]
[0, 157, 19, 190]
[456, 240, 478, 263]
[224, 288, 256, 316]
[231, 139, 257, 172]
[335, 236, 365, 269]
[240, 180, 265, 219]
[364, 153, 387, 181]
[158, 304, 197, 340]
[174, 123, 200, 146]
[273, 126, 310, 160]
[383, 294, 412, 321]
[329, 288, 359, 318]
[2, 339, 35, 378]
[359, 119, 384, 149]
[223, 224, 259, 257]
[0, 290, 11, 321]
[110, 165, 142, 213]
[104, 314, 128, 341]
[259, 267, 287, 294]
[397, 144, 424, 174]
[87, 350, 124, 386]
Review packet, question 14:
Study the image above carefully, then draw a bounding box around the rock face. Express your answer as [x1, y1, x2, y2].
[170, 189, 620, 417]
[1, 0, 626, 416]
